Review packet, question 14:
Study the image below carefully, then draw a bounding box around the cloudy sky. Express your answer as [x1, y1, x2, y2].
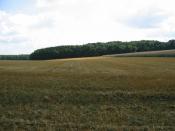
[0, 0, 175, 54]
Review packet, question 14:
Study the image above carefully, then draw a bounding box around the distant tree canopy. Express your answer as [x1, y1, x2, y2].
[30, 40, 175, 60]
[0, 55, 29, 60]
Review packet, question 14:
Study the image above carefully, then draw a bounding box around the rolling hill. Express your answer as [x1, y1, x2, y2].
[107, 49, 175, 57]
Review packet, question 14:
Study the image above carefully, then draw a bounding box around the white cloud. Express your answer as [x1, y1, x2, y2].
[0, 0, 175, 54]
[122, 8, 168, 28]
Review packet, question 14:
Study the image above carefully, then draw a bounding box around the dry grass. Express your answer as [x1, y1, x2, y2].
[106, 49, 175, 57]
[0, 57, 175, 130]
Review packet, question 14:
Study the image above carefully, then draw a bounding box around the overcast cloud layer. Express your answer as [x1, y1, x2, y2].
[0, 0, 175, 54]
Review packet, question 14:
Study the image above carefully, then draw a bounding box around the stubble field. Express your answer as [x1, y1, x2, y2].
[0, 57, 175, 130]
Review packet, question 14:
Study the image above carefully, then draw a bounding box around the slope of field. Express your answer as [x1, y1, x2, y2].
[0, 57, 175, 130]
[107, 49, 175, 57]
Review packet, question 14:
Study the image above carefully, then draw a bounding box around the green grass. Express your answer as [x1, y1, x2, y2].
[0, 57, 175, 130]
[107, 49, 175, 57]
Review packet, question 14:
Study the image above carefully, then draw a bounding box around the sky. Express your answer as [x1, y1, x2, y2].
[0, 0, 175, 54]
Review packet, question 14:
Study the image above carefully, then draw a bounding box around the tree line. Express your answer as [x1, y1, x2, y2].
[29, 40, 175, 60]
[0, 55, 29, 60]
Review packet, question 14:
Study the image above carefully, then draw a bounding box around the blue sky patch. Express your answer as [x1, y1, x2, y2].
[0, 0, 35, 13]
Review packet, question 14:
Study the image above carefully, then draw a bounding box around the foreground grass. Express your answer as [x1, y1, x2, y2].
[0, 57, 175, 130]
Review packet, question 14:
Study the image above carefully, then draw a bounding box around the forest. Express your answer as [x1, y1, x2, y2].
[30, 40, 175, 60]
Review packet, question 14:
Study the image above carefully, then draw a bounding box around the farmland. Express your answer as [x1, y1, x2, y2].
[0, 57, 175, 130]
[108, 49, 175, 57]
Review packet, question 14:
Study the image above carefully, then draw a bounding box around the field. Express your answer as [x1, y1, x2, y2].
[107, 49, 175, 57]
[0, 57, 175, 130]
